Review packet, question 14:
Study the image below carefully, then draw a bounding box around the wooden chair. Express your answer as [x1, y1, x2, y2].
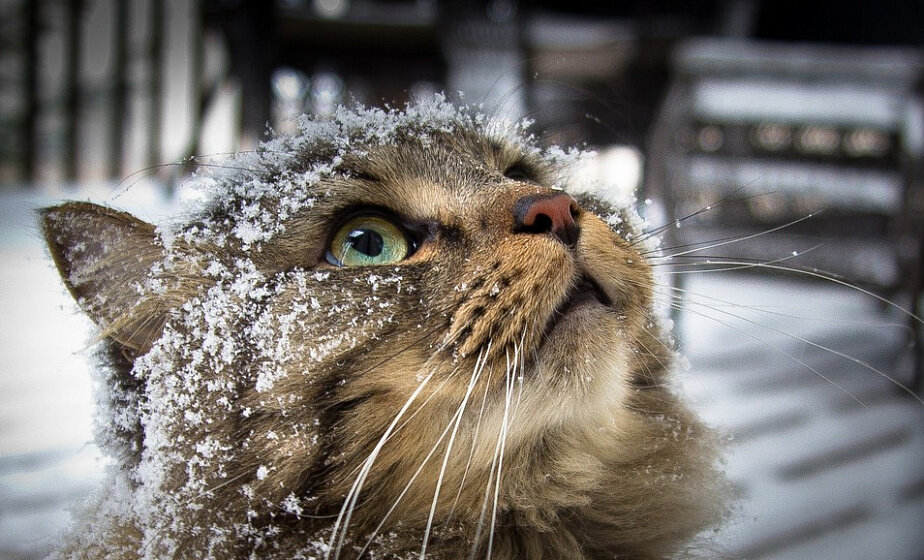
[644, 38, 924, 391]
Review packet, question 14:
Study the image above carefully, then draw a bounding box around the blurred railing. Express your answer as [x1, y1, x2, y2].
[0, 0, 213, 186]
[0, 0, 456, 187]
[646, 38, 924, 388]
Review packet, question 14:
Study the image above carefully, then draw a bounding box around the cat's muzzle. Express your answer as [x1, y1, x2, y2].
[543, 274, 611, 338]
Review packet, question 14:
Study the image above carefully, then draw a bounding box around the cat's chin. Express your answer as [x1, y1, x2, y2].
[518, 303, 633, 424]
[543, 300, 612, 349]
[539, 304, 628, 370]
[541, 274, 612, 339]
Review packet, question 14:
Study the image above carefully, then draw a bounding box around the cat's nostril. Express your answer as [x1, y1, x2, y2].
[512, 193, 580, 247]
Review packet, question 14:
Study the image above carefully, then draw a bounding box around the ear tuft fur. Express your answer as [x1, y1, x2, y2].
[41, 202, 167, 352]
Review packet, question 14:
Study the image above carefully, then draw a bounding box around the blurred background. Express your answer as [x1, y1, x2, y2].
[1, 0, 924, 558]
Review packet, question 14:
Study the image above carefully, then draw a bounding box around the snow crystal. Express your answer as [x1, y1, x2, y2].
[281, 493, 304, 517]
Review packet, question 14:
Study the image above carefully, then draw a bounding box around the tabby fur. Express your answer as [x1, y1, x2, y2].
[42, 98, 725, 559]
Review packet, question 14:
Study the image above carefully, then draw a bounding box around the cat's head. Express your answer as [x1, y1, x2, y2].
[42, 98, 721, 558]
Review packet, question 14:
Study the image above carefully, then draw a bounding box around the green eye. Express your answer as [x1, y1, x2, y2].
[326, 215, 413, 267]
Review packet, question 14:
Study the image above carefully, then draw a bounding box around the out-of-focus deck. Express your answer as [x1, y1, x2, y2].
[1, 192, 922, 559]
[677, 274, 924, 559]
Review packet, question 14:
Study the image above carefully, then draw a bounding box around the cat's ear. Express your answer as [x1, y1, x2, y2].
[41, 202, 169, 353]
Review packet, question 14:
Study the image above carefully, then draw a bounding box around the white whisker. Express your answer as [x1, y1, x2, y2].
[448, 346, 497, 527]
[486, 342, 519, 559]
[669, 283, 924, 405]
[469, 352, 512, 560]
[648, 213, 820, 260]
[663, 260, 922, 327]
[513, 330, 526, 418]
[326, 370, 436, 559]
[655, 244, 824, 276]
[653, 280, 914, 331]
[421, 343, 491, 559]
[337, 355, 457, 486]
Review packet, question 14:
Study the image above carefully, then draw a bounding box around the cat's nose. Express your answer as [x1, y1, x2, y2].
[513, 193, 580, 247]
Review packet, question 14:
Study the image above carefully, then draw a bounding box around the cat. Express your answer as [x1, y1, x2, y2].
[41, 96, 726, 559]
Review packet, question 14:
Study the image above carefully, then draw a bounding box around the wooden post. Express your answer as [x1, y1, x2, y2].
[148, 0, 163, 172]
[21, 0, 39, 183]
[109, 0, 129, 180]
[178, 0, 205, 183]
[226, 1, 274, 149]
[63, 0, 83, 182]
[187, 0, 204, 157]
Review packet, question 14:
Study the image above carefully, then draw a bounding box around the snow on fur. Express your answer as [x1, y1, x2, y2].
[49, 96, 690, 560]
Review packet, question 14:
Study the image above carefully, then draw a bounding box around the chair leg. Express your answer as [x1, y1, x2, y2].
[913, 237, 924, 396]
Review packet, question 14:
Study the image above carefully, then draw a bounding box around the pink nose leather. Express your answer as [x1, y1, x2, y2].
[513, 193, 580, 247]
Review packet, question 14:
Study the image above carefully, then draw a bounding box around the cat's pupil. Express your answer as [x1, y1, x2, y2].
[347, 229, 384, 257]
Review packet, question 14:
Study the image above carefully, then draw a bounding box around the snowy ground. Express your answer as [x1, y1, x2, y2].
[674, 273, 924, 559]
[0, 184, 184, 559]
[1, 187, 922, 559]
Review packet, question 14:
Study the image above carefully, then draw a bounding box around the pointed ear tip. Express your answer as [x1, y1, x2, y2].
[38, 201, 140, 266]
[38, 203, 84, 250]
[39, 205, 67, 248]
[38, 202, 88, 232]
[40, 201, 106, 218]
[39, 202, 152, 236]
[37, 204, 62, 223]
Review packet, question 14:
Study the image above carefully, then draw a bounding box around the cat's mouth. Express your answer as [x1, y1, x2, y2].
[542, 274, 612, 337]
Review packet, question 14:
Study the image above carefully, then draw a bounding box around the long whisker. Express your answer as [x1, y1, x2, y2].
[352, 325, 448, 385]
[666, 287, 864, 406]
[354, 349, 489, 558]
[511, 329, 527, 420]
[647, 212, 821, 260]
[486, 342, 519, 560]
[326, 369, 436, 559]
[421, 343, 491, 559]
[665, 260, 923, 327]
[653, 279, 913, 331]
[385, 364, 469, 448]
[322, 333, 455, 491]
[334, 358, 481, 533]
[669, 283, 923, 405]
[447, 350, 498, 527]
[631, 184, 768, 247]
[653, 244, 825, 276]
[469, 351, 514, 560]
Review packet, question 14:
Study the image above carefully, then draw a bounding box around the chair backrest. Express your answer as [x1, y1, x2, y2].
[646, 38, 924, 289]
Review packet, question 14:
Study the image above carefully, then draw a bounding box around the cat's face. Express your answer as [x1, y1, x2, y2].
[42, 100, 719, 558]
